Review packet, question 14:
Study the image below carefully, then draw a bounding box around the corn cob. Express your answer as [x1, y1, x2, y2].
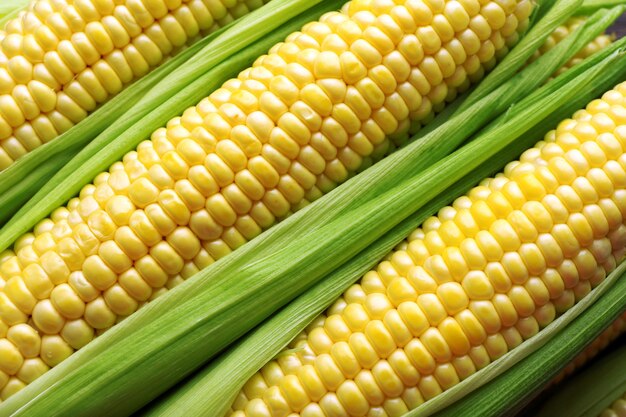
[599, 392, 626, 417]
[228, 82, 626, 417]
[0, 0, 270, 171]
[552, 311, 626, 385]
[528, 16, 614, 78]
[0, 0, 532, 401]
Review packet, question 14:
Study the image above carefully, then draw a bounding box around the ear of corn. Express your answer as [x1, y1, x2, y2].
[453, 0, 575, 112]
[1, 0, 553, 248]
[425, 3, 620, 142]
[0, 0, 271, 171]
[4, 17, 624, 415]
[227, 74, 626, 416]
[0, 0, 536, 400]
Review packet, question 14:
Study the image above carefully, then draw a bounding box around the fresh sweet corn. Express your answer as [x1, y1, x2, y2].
[0, 0, 532, 400]
[228, 82, 626, 417]
[600, 392, 626, 417]
[528, 16, 614, 78]
[0, 0, 270, 170]
[552, 311, 626, 385]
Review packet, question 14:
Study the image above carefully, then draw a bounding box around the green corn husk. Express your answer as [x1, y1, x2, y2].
[579, 0, 626, 14]
[534, 344, 626, 417]
[0, 0, 328, 227]
[4, 14, 626, 416]
[0, 0, 29, 26]
[143, 8, 626, 415]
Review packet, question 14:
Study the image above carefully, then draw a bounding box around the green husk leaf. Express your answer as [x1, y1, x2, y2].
[578, 0, 626, 14]
[4, 25, 624, 417]
[0, 0, 334, 248]
[142, 10, 625, 415]
[435, 276, 626, 417]
[0, 0, 29, 26]
[530, 0, 559, 22]
[0, 155, 68, 221]
[535, 345, 626, 417]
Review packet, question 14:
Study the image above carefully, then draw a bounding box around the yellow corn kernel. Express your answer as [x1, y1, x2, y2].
[230, 82, 626, 415]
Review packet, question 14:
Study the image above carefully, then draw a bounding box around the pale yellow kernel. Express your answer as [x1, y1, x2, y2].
[32, 299, 65, 334]
[354, 369, 385, 406]
[17, 358, 49, 384]
[327, 342, 359, 381]
[103, 284, 138, 316]
[82, 255, 117, 291]
[292, 365, 326, 404]
[244, 397, 271, 416]
[334, 380, 368, 415]
[1, 377, 25, 400]
[483, 333, 509, 362]
[3, 277, 37, 315]
[381, 309, 410, 346]
[463, 270, 495, 300]
[0, 337, 24, 376]
[86, 210, 117, 242]
[418, 374, 443, 401]
[420, 326, 452, 364]
[347, 331, 383, 369]
[370, 360, 404, 399]
[437, 282, 469, 315]
[397, 302, 429, 339]
[84, 296, 116, 329]
[50, 283, 85, 320]
[147, 241, 182, 276]
[40, 335, 73, 367]
[6, 323, 40, 359]
[276, 374, 308, 412]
